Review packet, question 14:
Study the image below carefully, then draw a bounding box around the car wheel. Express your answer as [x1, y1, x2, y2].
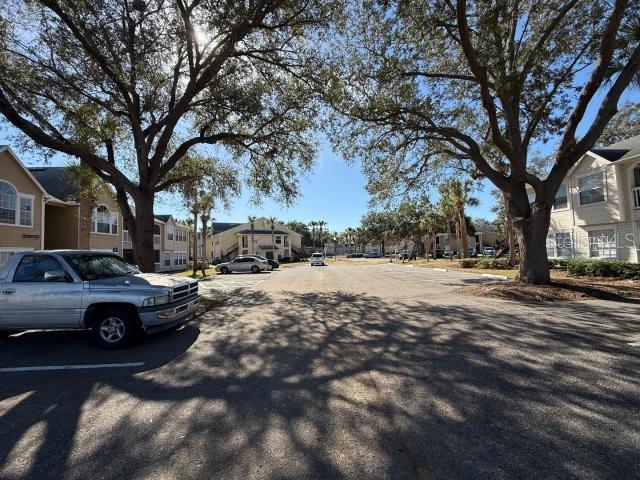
[92, 308, 141, 349]
[251, 265, 259, 273]
[220, 266, 229, 274]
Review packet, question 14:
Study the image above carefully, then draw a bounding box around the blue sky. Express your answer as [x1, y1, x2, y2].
[3, 89, 639, 233]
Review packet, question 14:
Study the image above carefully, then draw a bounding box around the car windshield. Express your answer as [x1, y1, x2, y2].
[312, 253, 323, 257]
[62, 254, 139, 281]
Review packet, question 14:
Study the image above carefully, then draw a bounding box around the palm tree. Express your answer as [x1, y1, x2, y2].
[317, 220, 327, 253]
[268, 216, 277, 260]
[309, 221, 318, 251]
[344, 227, 356, 255]
[439, 179, 479, 258]
[421, 209, 445, 261]
[248, 215, 257, 255]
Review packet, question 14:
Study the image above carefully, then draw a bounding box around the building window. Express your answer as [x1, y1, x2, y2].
[164, 252, 171, 267]
[553, 184, 568, 210]
[175, 229, 186, 242]
[19, 197, 33, 226]
[123, 230, 130, 242]
[0, 181, 17, 224]
[241, 236, 248, 248]
[173, 252, 187, 266]
[167, 224, 174, 240]
[92, 204, 118, 234]
[275, 236, 282, 244]
[588, 229, 616, 258]
[578, 173, 605, 205]
[547, 232, 572, 258]
[527, 191, 536, 204]
[633, 166, 640, 187]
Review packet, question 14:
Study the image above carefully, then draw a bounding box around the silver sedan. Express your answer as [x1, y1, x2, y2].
[215, 256, 268, 274]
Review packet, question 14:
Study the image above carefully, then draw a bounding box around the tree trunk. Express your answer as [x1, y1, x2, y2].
[200, 213, 209, 275]
[132, 198, 155, 273]
[503, 192, 517, 266]
[192, 211, 198, 275]
[513, 206, 551, 284]
[458, 208, 469, 258]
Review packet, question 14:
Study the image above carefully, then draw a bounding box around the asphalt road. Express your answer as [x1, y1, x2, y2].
[1, 264, 639, 479]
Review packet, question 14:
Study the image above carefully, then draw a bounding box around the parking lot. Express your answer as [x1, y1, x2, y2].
[198, 270, 274, 292]
[1, 264, 639, 479]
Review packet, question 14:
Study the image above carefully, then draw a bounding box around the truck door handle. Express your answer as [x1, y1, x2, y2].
[1, 289, 15, 294]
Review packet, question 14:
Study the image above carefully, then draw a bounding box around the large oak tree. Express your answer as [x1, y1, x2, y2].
[324, 0, 640, 283]
[0, 0, 324, 271]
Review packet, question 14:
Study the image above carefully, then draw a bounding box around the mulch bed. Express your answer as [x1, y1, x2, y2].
[458, 277, 640, 303]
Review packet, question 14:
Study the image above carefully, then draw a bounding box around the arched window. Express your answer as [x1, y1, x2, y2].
[0, 181, 17, 224]
[92, 204, 118, 234]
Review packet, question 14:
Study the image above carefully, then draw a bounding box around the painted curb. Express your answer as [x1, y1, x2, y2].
[433, 268, 448, 272]
[481, 274, 508, 281]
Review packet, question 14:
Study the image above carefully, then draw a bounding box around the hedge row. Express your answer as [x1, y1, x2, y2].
[459, 258, 513, 270]
[566, 259, 640, 279]
[346, 253, 364, 258]
[460, 257, 640, 279]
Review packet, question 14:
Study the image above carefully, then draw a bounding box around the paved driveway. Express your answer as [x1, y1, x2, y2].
[1, 265, 639, 479]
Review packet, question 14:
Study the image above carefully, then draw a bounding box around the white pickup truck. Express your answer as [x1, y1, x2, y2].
[0, 250, 199, 348]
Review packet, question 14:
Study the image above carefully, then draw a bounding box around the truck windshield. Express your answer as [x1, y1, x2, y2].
[62, 254, 139, 281]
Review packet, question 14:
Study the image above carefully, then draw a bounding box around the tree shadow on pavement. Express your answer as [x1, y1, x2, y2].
[1, 291, 639, 479]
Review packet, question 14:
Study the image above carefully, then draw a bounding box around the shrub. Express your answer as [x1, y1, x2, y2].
[458, 258, 513, 270]
[347, 253, 363, 258]
[567, 259, 640, 279]
[459, 259, 479, 268]
[548, 259, 570, 270]
[474, 258, 513, 270]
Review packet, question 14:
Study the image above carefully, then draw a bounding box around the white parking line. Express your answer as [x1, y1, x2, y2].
[0, 362, 145, 373]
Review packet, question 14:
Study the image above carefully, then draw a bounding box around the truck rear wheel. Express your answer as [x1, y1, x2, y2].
[92, 308, 141, 349]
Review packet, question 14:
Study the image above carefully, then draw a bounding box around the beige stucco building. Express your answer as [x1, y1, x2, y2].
[534, 135, 640, 263]
[209, 218, 303, 261]
[0, 146, 190, 271]
[122, 214, 191, 273]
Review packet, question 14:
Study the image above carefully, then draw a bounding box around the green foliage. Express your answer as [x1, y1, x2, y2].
[286, 220, 313, 246]
[459, 258, 513, 270]
[596, 102, 640, 147]
[548, 259, 570, 270]
[567, 259, 640, 279]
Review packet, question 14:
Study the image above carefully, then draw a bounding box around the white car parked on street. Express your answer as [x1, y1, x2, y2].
[310, 253, 325, 266]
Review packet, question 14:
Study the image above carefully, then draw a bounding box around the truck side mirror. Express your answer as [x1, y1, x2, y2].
[44, 270, 70, 282]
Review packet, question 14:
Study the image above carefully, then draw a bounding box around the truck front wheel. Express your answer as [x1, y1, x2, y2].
[92, 308, 141, 349]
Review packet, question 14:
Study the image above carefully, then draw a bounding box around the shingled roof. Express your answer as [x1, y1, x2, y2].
[592, 134, 640, 162]
[211, 222, 242, 234]
[28, 166, 79, 201]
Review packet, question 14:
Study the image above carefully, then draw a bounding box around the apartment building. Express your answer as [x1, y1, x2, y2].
[210, 218, 302, 261]
[0, 146, 190, 271]
[1, 147, 123, 269]
[538, 135, 640, 263]
[122, 214, 190, 273]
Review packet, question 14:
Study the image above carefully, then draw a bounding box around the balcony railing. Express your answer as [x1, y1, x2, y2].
[632, 186, 640, 209]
